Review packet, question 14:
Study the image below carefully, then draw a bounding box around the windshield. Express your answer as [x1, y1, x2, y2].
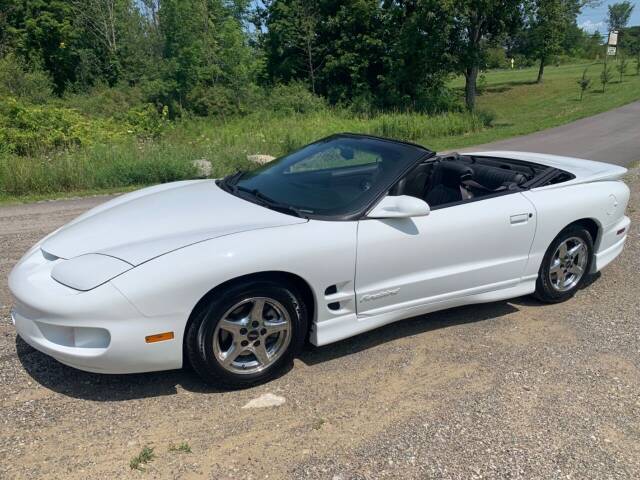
[223, 135, 430, 218]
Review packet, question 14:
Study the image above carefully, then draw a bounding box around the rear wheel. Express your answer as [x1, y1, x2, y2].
[186, 280, 308, 388]
[534, 225, 594, 303]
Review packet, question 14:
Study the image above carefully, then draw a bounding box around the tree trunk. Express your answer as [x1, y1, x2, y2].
[306, 38, 316, 94]
[464, 65, 479, 111]
[536, 57, 545, 83]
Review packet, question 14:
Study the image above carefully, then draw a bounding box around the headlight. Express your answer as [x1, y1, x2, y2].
[51, 254, 133, 291]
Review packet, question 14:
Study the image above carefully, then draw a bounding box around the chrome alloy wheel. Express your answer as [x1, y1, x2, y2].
[212, 297, 292, 374]
[549, 236, 588, 292]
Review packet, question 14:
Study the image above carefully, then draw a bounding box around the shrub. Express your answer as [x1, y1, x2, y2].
[125, 104, 169, 138]
[600, 63, 613, 92]
[0, 54, 53, 104]
[64, 83, 145, 118]
[0, 97, 142, 156]
[348, 92, 375, 117]
[264, 83, 327, 115]
[512, 54, 535, 69]
[476, 109, 496, 127]
[0, 98, 87, 155]
[616, 56, 629, 82]
[477, 74, 488, 95]
[486, 48, 508, 69]
[577, 68, 592, 101]
[412, 84, 462, 114]
[186, 84, 245, 117]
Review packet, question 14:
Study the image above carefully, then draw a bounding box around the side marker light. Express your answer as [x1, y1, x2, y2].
[145, 332, 174, 343]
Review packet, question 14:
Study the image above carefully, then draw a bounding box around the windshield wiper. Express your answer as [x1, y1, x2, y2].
[218, 170, 244, 192]
[236, 186, 311, 219]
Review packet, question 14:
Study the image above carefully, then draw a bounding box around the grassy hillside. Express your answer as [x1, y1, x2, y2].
[448, 61, 640, 148]
[1, 61, 639, 203]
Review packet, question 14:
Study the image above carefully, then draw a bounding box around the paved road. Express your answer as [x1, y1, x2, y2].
[460, 100, 640, 166]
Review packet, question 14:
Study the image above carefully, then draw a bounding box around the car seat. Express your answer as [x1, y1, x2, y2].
[425, 161, 473, 206]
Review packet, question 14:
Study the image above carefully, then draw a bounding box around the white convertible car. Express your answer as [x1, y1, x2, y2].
[10, 134, 630, 387]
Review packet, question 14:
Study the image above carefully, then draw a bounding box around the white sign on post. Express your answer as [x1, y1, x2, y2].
[608, 31, 618, 46]
[607, 46, 617, 56]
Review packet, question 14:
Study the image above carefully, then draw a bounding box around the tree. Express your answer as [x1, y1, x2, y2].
[620, 25, 640, 74]
[584, 30, 604, 59]
[616, 55, 628, 82]
[449, 1, 525, 111]
[530, 0, 565, 83]
[577, 67, 591, 100]
[528, 0, 601, 83]
[158, 0, 256, 114]
[263, 1, 383, 107]
[264, 0, 324, 93]
[377, 0, 457, 112]
[600, 62, 612, 92]
[2, 0, 86, 94]
[70, 0, 142, 85]
[607, 1, 634, 32]
[310, 0, 387, 105]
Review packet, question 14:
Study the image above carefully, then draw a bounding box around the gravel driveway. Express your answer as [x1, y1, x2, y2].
[1, 171, 639, 479]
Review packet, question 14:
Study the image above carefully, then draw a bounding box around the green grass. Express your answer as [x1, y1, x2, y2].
[1, 60, 639, 203]
[168, 441, 192, 453]
[129, 446, 155, 471]
[447, 61, 640, 149]
[0, 185, 140, 205]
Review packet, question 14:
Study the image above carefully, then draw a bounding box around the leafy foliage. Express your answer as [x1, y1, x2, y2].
[577, 67, 591, 100]
[448, 0, 524, 110]
[263, 83, 327, 115]
[0, 54, 53, 103]
[600, 62, 613, 92]
[607, 1, 635, 32]
[616, 56, 629, 82]
[263, 0, 459, 112]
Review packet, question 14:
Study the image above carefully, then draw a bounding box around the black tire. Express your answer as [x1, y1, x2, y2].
[534, 225, 594, 303]
[185, 280, 308, 388]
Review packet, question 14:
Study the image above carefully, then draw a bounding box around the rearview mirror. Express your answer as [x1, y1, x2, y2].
[367, 195, 430, 219]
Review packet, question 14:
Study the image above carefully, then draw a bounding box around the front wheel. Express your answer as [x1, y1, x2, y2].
[185, 280, 308, 388]
[534, 225, 594, 303]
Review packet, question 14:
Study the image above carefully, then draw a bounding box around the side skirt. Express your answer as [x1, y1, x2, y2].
[311, 278, 537, 346]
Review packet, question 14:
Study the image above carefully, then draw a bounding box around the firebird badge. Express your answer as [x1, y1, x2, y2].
[361, 288, 400, 302]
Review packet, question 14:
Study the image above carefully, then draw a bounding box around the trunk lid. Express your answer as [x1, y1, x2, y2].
[468, 151, 628, 186]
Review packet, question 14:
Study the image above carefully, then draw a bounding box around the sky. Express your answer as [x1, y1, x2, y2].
[578, 0, 640, 33]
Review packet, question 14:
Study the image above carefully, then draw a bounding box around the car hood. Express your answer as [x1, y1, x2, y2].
[41, 180, 307, 265]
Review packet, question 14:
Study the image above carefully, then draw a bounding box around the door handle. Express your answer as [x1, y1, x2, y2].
[510, 213, 530, 225]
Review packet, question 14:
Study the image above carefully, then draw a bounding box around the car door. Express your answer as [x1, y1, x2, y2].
[355, 192, 537, 316]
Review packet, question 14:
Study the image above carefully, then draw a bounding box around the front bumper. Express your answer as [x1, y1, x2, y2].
[9, 247, 184, 374]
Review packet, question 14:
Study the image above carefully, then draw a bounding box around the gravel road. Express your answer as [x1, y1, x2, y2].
[1, 160, 639, 477]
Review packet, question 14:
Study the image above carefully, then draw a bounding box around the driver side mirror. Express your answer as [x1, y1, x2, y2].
[367, 195, 430, 219]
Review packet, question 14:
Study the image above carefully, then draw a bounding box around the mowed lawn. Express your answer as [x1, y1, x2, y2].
[446, 61, 640, 149]
[1, 61, 639, 203]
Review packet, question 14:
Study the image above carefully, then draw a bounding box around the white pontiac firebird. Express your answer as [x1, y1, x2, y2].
[10, 134, 630, 387]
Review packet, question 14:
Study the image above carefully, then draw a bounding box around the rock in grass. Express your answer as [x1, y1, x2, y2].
[192, 159, 212, 178]
[242, 393, 286, 409]
[247, 154, 276, 165]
